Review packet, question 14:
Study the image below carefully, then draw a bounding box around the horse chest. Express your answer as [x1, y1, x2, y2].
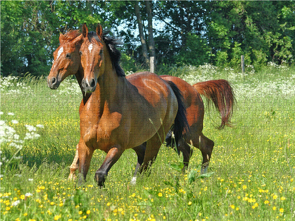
[80, 108, 124, 151]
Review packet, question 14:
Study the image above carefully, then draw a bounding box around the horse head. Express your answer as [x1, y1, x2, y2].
[47, 30, 83, 89]
[80, 23, 105, 93]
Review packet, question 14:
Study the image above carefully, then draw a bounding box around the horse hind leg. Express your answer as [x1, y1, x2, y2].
[165, 131, 192, 171]
[200, 134, 214, 174]
[139, 130, 166, 174]
[130, 143, 146, 185]
[190, 134, 214, 174]
[178, 139, 193, 172]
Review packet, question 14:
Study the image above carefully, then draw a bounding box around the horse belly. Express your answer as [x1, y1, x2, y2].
[126, 73, 177, 146]
[126, 103, 168, 148]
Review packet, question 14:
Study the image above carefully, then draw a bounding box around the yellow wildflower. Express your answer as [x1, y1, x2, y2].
[273, 206, 276, 211]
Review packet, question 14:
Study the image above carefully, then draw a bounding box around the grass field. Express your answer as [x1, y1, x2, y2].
[1, 64, 295, 220]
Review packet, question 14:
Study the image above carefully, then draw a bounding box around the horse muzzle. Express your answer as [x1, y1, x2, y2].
[81, 78, 96, 93]
[47, 76, 61, 89]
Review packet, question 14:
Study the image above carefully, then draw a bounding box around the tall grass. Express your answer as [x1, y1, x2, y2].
[1, 65, 294, 220]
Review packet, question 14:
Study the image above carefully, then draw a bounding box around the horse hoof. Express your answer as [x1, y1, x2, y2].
[201, 162, 209, 174]
[130, 177, 137, 185]
[68, 174, 76, 180]
[201, 166, 208, 174]
[95, 172, 106, 187]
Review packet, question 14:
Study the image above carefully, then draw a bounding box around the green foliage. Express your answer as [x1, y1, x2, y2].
[0, 1, 104, 77]
[216, 51, 228, 67]
[120, 53, 138, 73]
[175, 33, 210, 66]
[1, 1, 295, 75]
[252, 49, 268, 69]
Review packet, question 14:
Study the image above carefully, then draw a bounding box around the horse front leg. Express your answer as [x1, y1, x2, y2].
[95, 146, 124, 187]
[68, 145, 79, 180]
[78, 143, 94, 181]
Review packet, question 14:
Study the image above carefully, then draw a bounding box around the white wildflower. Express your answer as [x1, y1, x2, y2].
[7, 112, 14, 116]
[24, 132, 40, 140]
[12, 200, 21, 206]
[33, 133, 40, 139]
[36, 124, 44, 128]
[25, 125, 36, 132]
[25, 192, 33, 197]
[9, 143, 22, 149]
[13, 156, 22, 160]
[11, 120, 19, 124]
[13, 134, 20, 140]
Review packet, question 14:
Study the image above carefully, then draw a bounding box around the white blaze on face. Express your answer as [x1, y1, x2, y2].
[57, 47, 64, 60]
[88, 44, 93, 53]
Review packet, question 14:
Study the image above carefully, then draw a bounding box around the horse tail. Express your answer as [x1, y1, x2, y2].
[166, 81, 189, 149]
[193, 79, 235, 129]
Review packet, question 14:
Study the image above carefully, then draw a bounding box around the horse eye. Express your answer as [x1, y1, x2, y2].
[66, 53, 71, 58]
[79, 51, 82, 56]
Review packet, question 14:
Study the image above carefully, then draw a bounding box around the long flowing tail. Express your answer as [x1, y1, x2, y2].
[166, 81, 189, 147]
[193, 79, 235, 129]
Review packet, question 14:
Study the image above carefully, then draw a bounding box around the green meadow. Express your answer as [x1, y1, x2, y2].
[1, 64, 294, 221]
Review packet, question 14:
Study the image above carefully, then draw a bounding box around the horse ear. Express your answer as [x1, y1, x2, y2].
[59, 33, 65, 44]
[96, 23, 103, 40]
[72, 34, 83, 45]
[82, 23, 88, 38]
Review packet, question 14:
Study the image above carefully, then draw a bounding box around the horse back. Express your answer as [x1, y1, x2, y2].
[160, 75, 204, 128]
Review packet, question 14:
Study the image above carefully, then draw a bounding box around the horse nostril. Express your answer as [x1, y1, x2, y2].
[51, 77, 56, 85]
[90, 79, 96, 88]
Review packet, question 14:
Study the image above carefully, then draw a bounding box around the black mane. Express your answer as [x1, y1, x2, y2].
[88, 31, 125, 77]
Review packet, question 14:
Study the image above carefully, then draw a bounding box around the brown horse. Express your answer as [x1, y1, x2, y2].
[47, 31, 83, 90]
[161, 76, 234, 173]
[47, 26, 234, 181]
[68, 23, 188, 186]
[47, 30, 149, 181]
[47, 30, 90, 179]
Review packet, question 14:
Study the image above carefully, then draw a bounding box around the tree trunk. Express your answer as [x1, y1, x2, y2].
[145, 1, 155, 73]
[86, 0, 93, 14]
[134, 1, 149, 68]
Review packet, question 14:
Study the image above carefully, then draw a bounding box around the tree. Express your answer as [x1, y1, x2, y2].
[1, 1, 294, 76]
[134, 1, 149, 68]
[154, 1, 208, 66]
[1, 1, 102, 76]
[203, 1, 295, 67]
[145, 1, 156, 73]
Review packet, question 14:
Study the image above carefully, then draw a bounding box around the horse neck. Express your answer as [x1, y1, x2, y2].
[75, 65, 91, 103]
[94, 45, 123, 106]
